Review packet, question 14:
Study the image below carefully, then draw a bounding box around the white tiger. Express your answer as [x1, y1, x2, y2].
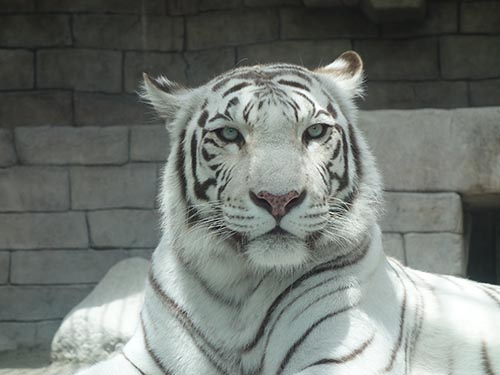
[76, 51, 500, 375]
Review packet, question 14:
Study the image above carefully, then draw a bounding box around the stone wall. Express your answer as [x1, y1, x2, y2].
[1, 0, 500, 352]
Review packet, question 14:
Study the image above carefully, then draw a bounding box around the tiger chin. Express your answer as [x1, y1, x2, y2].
[76, 51, 500, 375]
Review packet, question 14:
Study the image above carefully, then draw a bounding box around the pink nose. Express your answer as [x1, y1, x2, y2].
[250, 190, 305, 220]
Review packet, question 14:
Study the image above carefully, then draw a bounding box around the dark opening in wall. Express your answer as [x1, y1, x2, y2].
[467, 210, 500, 285]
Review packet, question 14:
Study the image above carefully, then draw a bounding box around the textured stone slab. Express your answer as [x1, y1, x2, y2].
[358, 108, 500, 195]
[355, 38, 438, 80]
[405, 233, 464, 276]
[460, 1, 500, 33]
[440, 36, 500, 79]
[280, 8, 377, 40]
[0, 167, 69, 212]
[470, 79, 500, 107]
[0, 50, 33, 90]
[187, 10, 279, 50]
[124, 51, 187, 93]
[185, 48, 236, 86]
[0, 0, 35, 12]
[71, 164, 157, 209]
[15, 126, 128, 165]
[0, 285, 93, 321]
[237, 40, 352, 69]
[0, 129, 16, 167]
[361, 0, 425, 23]
[130, 125, 169, 161]
[74, 15, 183, 51]
[88, 209, 160, 248]
[382, 233, 405, 264]
[0, 15, 71, 47]
[246, 0, 299, 5]
[37, 0, 164, 13]
[0, 252, 8, 284]
[0, 321, 61, 352]
[37, 49, 122, 93]
[0, 91, 72, 127]
[0, 348, 85, 375]
[382, 193, 463, 233]
[11, 250, 135, 285]
[0, 212, 88, 250]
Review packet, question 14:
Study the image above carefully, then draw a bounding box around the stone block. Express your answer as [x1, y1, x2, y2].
[10, 250, 134, 285]
[361, 81, 468, 110]
[88, 209, 161, 248]
[237, 40, 352, 70]
[0, 91, 72, 128]
[0, 212, 88, 250]
[405, 233, 464, 276]
[0, 49, 33, 90]
[37, 0, 164, 13]
[470, 79, 500, 107]
[382, 192, 463, 233]
[124, 51, 187, 93]
[199, 0, 242, 11]
[0, 129, 16, 167]
[74, 93, 155, 126]
[15, 126, 128, 165]
[0, 0, 34, 12]
[358, 108, 500, 195]
[185, 48, 236, 86]
[37, 49, 122, 93]
[461, 1, 500, 33]
[440, 36, 500, 79]
[381, 2, 457, 37]
[167, 0, 241, 15]
[130, 125, 170, 161]
[71, 164, 157, 209]
[246, 0, 300, 6]
[0, 322, 35, 352]
[0, 285, 93, 321]
[0, 252, 8, 284]
[361, 0, 425, 23]
[0, 320, 63, 351]
[382, 233, 405, 264]
[0, 15, 71, 47]
[74, 15, 183, 51]
[187, 10, 279, 50]
[355, 39, 438, 80]
[0, 167, 69, 212]
[280, 8, 377, 40]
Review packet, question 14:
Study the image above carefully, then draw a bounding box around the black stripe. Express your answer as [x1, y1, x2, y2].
[176, 129, 188, 203]
[277, 79, 310, 92]
[222, 82, 251, 97]
[122, 350, 147, 375]
[293, 90, 316, 112]
[209, 112, 231, 123]
[481, 340, 496, 375]
[290, 285, 352, 322]
[190, 130, 216, 201]
[197, 110, 209, 127]
[328, 124, 349, 192]
[141, 315, 174, 375]
[326, 103, 338, 119]
[201, 146, 217, 162]
[348, 123, 363, 182]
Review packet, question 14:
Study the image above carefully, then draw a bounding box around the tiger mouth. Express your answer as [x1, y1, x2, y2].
[269, 226, 289, 236]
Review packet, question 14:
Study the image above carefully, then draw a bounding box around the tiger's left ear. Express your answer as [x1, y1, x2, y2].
[140, 73, 184, 125]
[315, 51, 364, 99]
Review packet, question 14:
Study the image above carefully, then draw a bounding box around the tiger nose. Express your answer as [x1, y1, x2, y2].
[249, 190, 306, 221]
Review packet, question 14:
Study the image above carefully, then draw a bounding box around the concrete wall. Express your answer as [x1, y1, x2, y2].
[1, 0, 500, 352]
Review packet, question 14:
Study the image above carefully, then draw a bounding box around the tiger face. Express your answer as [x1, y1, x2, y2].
[142, 51, 382, 272]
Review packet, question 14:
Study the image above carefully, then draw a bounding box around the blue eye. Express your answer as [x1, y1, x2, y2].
[216, 127, 242, 143]
[304, 124, 328, 142]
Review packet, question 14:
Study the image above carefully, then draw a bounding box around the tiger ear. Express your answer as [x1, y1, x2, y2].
[140, 73, 183, 123]
[315, 51, 364, 98]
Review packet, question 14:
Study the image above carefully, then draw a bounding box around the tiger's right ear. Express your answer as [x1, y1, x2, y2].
[140, 73, 183, 123]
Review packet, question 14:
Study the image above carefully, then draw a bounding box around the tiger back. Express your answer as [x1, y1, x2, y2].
[75, 51, 500, 375]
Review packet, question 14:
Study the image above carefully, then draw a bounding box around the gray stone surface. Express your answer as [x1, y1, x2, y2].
[37, 0, 164, 13]
[0, 320, 61, 352]
[88, 209, 160, 248]
[440, 36, 500, 79]
[470, 79, 500, 107]
[74, 15, 183, 51]
[246, 0, 300, 5]
[185, 48, 236, 86]
[361, 0, 425, 23]
[124, 51, 187, 93]
[382, 193, 463, 233]
[0, 252, 8, 284]
[0, 91, 72, 127]
[0, 50, 33, 90]
[130, 125, 170, 162]
[0, 286, 92, 321]
[382, 233, 405, 264]
[10, 250, 134, 285]
[237, 40, 352, 69]
[405, 233, 464, 276]
[0, 15, 71, 47]
[0, 348, 84, 375]
[187, 10, 279, 50]
[74, 93, 154, 126]
[355, 38, 438, 80]
[358, 108, 500, 195]
[460, 1, 500, 33]
[0, 167, 69, 212]
[0, 129, 16, 167]
[362, 81, 468, 110]
[37, 49, 122, 93]
[0, 0, 34, 12]
[15, 126, 128, 165]
[0, 213, 88, 250]
[70, 164, 157, 209]
[280, 8, 377, 40]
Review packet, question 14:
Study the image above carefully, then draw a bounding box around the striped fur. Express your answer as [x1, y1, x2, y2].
[76, 51, 500, 375]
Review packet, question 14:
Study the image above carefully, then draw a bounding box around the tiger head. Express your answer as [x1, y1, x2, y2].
[142, 51, 382, 273]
